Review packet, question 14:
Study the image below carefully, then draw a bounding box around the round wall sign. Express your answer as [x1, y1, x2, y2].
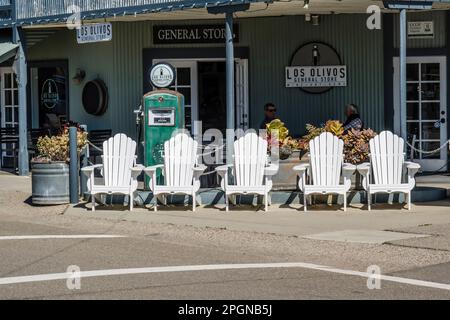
[149, 63, 176, 88]
[41, 79, 60, 109]
[290, 42, 344, 94]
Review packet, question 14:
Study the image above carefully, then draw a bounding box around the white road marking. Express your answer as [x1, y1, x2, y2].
[0, 235, 125, 240]
[0, 262, 449, 291]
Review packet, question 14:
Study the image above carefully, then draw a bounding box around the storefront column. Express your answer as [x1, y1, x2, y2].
[225, 11, 235, 161]
[399, 8, 407, 141]
[207, 4, 249, 162]
[14, 28, 29, 176]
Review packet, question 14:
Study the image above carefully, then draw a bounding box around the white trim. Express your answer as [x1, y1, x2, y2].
[393, 56, 447, 171]
[0, 235, 126, 240]
[1, 262, 450, 291]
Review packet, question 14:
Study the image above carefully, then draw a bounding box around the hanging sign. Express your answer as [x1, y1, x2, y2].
[286, 42, 347, 93]
[408, 21, 434, 39]
[149, 62, 176, 88]
[153, 24, 239, 44]
[77, 23, 112, 44]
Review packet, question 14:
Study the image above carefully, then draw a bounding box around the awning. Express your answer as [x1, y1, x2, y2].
[0, 42, 18, 64]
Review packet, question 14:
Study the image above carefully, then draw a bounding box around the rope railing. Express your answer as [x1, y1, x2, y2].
[406, 138, 450, 155]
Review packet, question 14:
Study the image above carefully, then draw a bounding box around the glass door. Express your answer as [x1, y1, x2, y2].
[0, 68, 19, 168]
[394, 56, 447, 171]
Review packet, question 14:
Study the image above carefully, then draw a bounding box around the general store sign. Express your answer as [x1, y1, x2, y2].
[408, 21, 434, 39]
[77, 23, 112, 44]
[285, 65, 347, 88]
[153, 24, 239, 44]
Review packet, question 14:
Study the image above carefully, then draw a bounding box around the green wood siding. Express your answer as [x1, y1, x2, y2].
[28, 13, 386, 138]
[393, 10, 447, 49]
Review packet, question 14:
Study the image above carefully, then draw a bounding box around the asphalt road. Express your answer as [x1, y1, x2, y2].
[1, 219, 450, 300]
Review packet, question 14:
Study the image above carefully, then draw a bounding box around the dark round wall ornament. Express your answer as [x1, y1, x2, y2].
[289, 42, 345, 94]
[82, 79, 108, 116]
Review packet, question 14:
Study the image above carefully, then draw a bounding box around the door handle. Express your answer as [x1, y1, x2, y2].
[441, 118, 446, 124]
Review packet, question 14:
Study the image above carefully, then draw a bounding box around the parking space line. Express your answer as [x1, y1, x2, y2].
[0, 262, 449, 291]
[0, 235, 126, 240]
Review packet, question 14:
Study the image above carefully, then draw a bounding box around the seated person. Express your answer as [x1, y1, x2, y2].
[260, 102, 277, 129]
[343, 104, 363, 133]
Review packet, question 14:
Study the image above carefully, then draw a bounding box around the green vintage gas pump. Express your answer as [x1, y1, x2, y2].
[143, 63, 184, 185]
[144, 90, 184, 168]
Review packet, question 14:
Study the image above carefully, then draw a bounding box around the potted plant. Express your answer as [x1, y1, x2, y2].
[265, 119, 305, 190]
[31, 125, 88, 205]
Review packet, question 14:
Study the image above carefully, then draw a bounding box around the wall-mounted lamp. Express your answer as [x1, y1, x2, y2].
[303, 0, 309, 9]
[305, 13, 311, 22]
[312, 15, 320, 26]
[73, 69, 86, 85]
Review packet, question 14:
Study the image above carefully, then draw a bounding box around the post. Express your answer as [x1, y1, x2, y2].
[14, 28, 29, 176]
[399, 9, 407, 140]
[69, 127, 79, 204]
[80, 147, 88, 199]
[225, 11, 235, 163]
[79, 125, 88, 199]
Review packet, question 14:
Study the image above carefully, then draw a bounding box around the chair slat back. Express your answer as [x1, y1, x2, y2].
[309, 132, 344, 186]
[102, 134, 137, 187]
[163, 133, 198, 187]
[369, 131, 405, 185]
[234, 131, 268, 187]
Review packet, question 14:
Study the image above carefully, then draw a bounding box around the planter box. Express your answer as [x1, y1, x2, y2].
[272, 151, 309, 191]
[31, 162, 70, 205]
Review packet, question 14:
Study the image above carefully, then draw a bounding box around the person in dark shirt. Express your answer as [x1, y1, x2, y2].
[343, 104, 364, 133]
[260, 103, 277, 129]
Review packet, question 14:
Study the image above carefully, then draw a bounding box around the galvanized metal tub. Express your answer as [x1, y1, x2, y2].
[31, 162, 70, 205]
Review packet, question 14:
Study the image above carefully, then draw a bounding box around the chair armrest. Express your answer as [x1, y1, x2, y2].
[81, 164, 103, 191]
[293, 163, 310, 173]
[131, 165, 144, 177]
[356, 162, 371, 177]
[342, 163, 356, 176]
[404, 161, 420, 189]
[144, 164, 164, 176]
[264, 163, 279, 176]
[216, 164, 233, 179]
[293, 163, 309, 192]
[193, 164, 207, 173]
[356, 162, 371, 191]
[342, 163, 356, 191]
[81, 164, 103, 176]
[404, 161, 421, 171]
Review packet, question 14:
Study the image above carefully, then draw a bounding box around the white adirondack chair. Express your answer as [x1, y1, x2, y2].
[81, 134, 143, 211]
[293, 132, 356, 212]
[216, 131, 278, 212]
[144, 133, 206, 212]
[357, 131, 420, 211]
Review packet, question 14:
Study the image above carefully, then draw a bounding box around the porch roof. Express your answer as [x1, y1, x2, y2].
[1, 0, 450, 29]
[0, 41, 17, 64]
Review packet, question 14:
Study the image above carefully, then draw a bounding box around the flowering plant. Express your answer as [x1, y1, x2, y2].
[35, 125, 88, 163]
[299, 120, 377, 164]
[266, 119, 301, 159]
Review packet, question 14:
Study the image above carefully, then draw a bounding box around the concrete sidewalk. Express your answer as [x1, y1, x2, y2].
[3, 169, 450, 243]
[65, 200, 450, 239]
